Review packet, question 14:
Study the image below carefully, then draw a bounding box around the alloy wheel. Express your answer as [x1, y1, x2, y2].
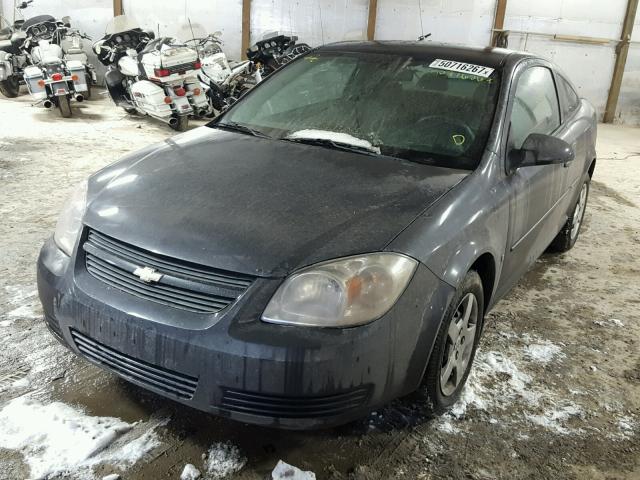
[440, 293, 479, 397]
[571, 183, 588, 240]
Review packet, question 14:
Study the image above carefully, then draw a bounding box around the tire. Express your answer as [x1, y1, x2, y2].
[84, 74, 92, 100]
[0, 76, 20, 98]
[171, 115, 189, 132]
[422, 270, 484, 416]
[548, 177, 590, 253]
[58, 95, 72, 118]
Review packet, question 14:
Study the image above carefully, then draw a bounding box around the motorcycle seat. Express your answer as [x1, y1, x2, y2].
[64, 46, 84, 55]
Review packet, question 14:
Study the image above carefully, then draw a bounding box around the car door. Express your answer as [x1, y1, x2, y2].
[499, 64, 566, 290]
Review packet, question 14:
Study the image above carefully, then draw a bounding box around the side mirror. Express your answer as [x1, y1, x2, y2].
[508, 133, 574, 173]
[61, 16, 71, 28]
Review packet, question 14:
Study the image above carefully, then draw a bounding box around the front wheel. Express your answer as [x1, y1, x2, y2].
[58, 95, 72, 118]
[548, 178, 590, 253]
[422, 270, 484, 416]
[84, 74, 92, 100]
[171, 115, 189, 132]
[0, 76, 20, 98]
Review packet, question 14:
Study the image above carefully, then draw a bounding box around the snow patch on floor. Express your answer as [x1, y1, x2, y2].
[525, 404, 584, 434]
[523, 342, 565, 364]
[180, 463, 201, 479]
[272, 460, 316, 479]
[205, 442, 246, 479]
[0, 396, 166, 479]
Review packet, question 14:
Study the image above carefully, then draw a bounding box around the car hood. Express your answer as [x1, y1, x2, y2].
[85, 127, 468, 277]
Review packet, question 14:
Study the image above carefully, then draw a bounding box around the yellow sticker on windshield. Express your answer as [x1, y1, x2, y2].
[452, 134, 466, 146]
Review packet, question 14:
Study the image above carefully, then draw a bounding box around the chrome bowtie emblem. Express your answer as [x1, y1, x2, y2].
[133, 266, 163, 283]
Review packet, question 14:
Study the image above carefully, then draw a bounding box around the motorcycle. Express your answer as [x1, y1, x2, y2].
[20, 16, 92, 117]
[0, 0, 31, 98]
[246, 32, 311, 77]
[94, 16, 210, 131]
[183, 27, 259, 114]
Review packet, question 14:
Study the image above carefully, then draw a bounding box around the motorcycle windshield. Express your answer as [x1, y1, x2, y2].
[105, 15, 139, 35]
[23, 15, 56, 30]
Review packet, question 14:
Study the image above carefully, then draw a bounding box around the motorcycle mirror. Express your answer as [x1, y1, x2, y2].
[61, 16, 71, 28]
[144, 29, 155, 40]
[213, 31, 222, 37]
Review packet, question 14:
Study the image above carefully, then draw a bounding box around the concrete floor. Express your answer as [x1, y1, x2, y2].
[0, 91, 639, 479]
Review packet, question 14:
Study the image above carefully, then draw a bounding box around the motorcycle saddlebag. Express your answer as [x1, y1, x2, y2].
[67, 60, 87, 92]
[0, 51, 12, 81]
[23, 65, 46, 99]
[130, 80, 172, 118]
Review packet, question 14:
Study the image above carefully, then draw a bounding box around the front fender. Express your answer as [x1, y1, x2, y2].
[387, 152, 509, 308]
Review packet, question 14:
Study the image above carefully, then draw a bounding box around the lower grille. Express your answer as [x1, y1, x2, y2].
[71, 330, 198, 399]
[221, 387, 370, 419]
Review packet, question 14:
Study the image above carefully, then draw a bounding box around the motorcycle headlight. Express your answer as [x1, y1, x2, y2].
[262, 253, 418, 328]
[54, 179, 88, 256]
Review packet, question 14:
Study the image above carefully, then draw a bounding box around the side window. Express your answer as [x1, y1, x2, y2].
[509, 66, 561, 149]
[557, 75, 581, 119]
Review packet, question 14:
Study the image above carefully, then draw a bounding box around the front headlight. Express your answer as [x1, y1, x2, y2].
[262, 253, 418, 327]
[54, 179, 88, 256]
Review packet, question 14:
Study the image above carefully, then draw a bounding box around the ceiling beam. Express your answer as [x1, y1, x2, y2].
[367, 0, 377, 41]
[603, 0, 639, 123]
[113, 0, 123, 17]
[242, 0, 251, 59]
[491, 0, 508, 46]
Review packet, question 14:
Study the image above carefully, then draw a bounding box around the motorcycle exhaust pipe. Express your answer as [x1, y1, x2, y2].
[168, 117, 178, 127]
[75, 94, 84, 103]
[43, 99, 53, 109]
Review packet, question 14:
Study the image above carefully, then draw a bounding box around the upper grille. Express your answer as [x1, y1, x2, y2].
[83, 229, 254, 314]
[220, 387, 371, 419]
[71, 329, 198, 399]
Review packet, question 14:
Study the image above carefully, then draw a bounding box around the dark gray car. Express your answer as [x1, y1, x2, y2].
[37, 42, 596, 429]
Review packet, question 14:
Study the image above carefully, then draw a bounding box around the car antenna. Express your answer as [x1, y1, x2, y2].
[418, 0, 425, 39]
[188, 17, 196, 44]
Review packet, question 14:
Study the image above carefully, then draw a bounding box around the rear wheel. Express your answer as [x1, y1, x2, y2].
[0, 76, 20, 98]
[58, 95, 72, 118]
[171, 115, 189, 132]
[422, 270, 484, 416]
[548, 178, 590, 253]
[84, 74, 92, 100]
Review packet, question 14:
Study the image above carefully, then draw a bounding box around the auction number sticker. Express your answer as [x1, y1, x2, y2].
[429, 59, 494, 78]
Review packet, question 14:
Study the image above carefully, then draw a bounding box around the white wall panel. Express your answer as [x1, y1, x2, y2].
[122, 0, 243, 61]
[249, 0, 368, 46]
[374, 0, 495, 47]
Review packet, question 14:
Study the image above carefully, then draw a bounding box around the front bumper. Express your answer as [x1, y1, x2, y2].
[37, 237, 454, 429]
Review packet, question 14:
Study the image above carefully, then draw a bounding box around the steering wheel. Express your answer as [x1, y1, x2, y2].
[414, 115, 476, 154]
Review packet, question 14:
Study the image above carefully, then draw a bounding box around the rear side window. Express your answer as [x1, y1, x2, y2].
[557, 75, 581, 119]
[509, 66, 560, 149]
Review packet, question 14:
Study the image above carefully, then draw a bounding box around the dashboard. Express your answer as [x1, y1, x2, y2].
[27, 21, 58, 40]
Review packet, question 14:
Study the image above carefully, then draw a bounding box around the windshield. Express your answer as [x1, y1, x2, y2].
[105, 15, 139, 35]
[217, 51, 501, 169]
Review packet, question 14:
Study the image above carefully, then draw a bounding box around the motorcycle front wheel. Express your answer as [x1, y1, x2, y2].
[171, 115, 189, 132]
[0, 76, 20, 98]
[58, 95, 72, 118]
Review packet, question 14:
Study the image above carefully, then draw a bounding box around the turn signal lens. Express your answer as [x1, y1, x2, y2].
[71, 74, 79, 81]
[193, 87, 201, 96]
[193, 61, 201, 69]
[154, 68, 171, 77]
[37, 80, 45, 87]
[163, 96, 172, 104]
[174, 87, 186, 97]
[51, 73, 63, 81]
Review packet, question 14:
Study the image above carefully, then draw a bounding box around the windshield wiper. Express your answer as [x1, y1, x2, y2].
[213, 122, 271, 139]
[282, 137, 380, 156]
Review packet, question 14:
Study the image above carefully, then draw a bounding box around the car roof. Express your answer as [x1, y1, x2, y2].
[316, 41, 532, 70]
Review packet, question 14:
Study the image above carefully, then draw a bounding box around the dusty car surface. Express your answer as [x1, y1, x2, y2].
[37, 42, 597, 429]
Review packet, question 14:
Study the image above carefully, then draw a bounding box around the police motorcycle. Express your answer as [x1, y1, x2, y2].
[0, 0, 32, 97]
[94, 16, 210, 131]
[181, 25, 259, 114]
[21, 15, 93, 117]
